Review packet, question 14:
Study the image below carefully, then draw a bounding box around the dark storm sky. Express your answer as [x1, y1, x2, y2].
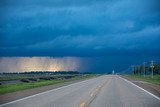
[0, 0, 160, 72]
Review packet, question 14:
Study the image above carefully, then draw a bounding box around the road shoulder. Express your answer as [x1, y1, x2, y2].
[120, 75, 160, 98]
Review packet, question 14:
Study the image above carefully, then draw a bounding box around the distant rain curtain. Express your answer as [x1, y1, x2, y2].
[0, 57, 81, 72]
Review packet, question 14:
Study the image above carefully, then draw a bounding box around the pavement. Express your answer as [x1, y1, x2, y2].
[0, 75, 160, 107]
[0, 78, 91, 104]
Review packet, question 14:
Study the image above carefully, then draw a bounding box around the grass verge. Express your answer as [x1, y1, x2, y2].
[0, 74, 97, 95]
[122, 74, 160, 85]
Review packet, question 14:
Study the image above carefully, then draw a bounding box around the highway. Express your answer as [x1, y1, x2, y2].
[0, 75, 160, 107]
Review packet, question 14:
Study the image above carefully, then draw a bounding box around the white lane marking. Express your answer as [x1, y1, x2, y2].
[0, 76, 102, 107]
[118, 75, 160, 101]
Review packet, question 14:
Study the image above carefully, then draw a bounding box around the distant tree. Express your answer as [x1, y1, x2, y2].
[153, 64, 160, 74]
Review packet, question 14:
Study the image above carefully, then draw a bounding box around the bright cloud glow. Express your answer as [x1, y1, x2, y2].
[0, 57, 82, 72]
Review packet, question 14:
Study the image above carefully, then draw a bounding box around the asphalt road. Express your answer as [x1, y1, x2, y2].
[0, 75, 160, 107]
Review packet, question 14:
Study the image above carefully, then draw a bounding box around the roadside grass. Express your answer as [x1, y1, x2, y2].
[0, 74, 97, 94]
[123, 74, 160, 85]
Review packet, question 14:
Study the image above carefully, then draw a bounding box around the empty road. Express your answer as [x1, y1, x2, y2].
[0, 75, 160, 107]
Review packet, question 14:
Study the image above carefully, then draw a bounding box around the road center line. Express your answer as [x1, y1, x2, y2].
[79, 102, 86, 107]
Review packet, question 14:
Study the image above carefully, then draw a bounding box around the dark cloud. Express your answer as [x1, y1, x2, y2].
[0, 0, 160, 72]
[1, 0, 116, 7]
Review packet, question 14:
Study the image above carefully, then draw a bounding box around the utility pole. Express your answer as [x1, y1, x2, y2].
[138, 66, 140, 75]
[143, 62, 146, 77]
[131, 65, 135, 74]
[150, 60, 154, 78]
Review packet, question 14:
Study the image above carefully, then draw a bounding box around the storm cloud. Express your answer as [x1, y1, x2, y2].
[0, 0, 160, 72]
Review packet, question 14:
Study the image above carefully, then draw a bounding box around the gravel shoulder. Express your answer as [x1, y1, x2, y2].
[120, 75, 160, 98]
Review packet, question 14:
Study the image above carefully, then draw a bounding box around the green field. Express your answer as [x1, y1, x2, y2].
[0, 74, 97, 94]
[123, 74, 160, 85]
